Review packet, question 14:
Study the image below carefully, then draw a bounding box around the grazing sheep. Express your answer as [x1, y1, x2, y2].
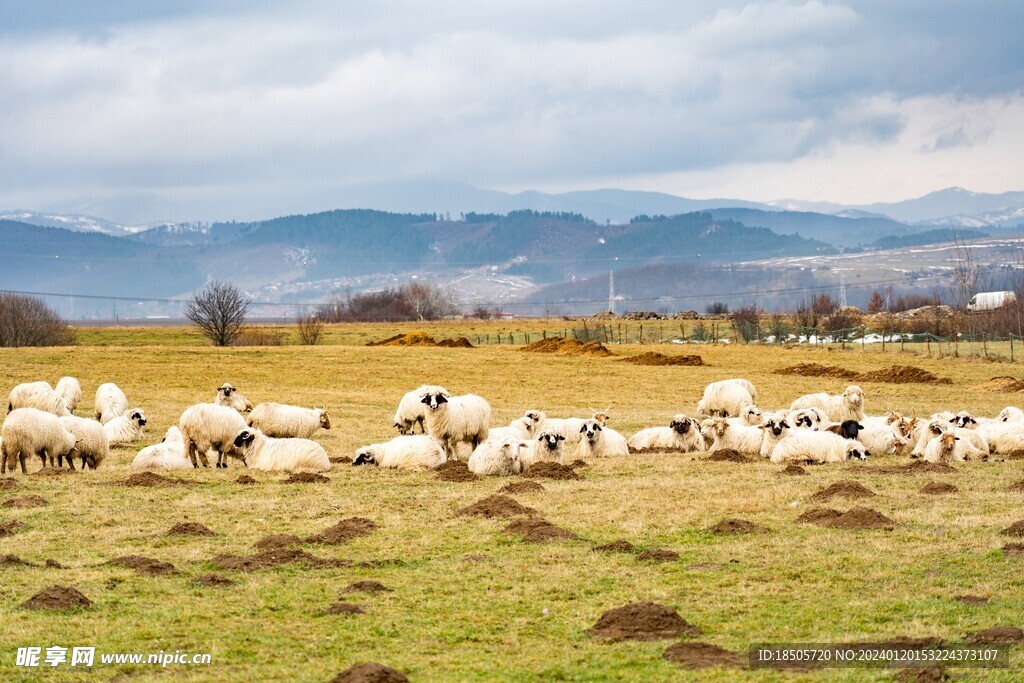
[419, 385, 491, 460]
[393, 385, 431, 435]
[998, 406, 1024, 423]
[55, 377, 82, 414]
[59, 415, 108, 469]
[787, 406, 829, 431]
[247, 402, 330, 439]
[95, 382, 128, 424]
[758, 415, 792, 458]
[706, 418, 764, 455]
[577, 418, 629, 458]
[1, 408, 78, 474]
[353, 435, 447, 471]
[7, 381, 70, 416]
[179, 403, 248, 468]
[467, 437, 527, 476]
[824, 420, 864, 440]
[522, 431, 569, 469]
[769, 430, 869, 465]
[923, 431, 984, 463]
[232, 428, 330, 473]
[103, 408, 147, 445]
[790, 385, 865, 422]
[131, 426, 193, 470]
[696, 380, 755, 418]
[628, 414, 705, 453]
[215, 383, 253, 413]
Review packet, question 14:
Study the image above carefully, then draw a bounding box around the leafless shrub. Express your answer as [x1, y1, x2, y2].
[0, 293, 76, 347]
[185, 281, 250, 347]
[731, 304, 761, 342]
[296, 310, 324, 345]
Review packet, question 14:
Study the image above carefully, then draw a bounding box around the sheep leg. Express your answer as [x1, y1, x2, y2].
[19, 452, 27, 474]
[38, 449, 49, 469]
[65, 456, 76, 471]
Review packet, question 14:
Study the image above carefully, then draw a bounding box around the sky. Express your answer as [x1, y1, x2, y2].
[0, 1, 1022, 223]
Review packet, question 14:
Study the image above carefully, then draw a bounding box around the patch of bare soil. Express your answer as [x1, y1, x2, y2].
[775, 363, 951, 385]
[498, 480, 544, 494]
[119, 472, 197, 487]
[193, 574, 236, 587]
[435, 460, 479, 482]
[781, 464, 808, 476]
[328, 662, 409, 683]
[866, 461, 958, 475]
[21, 585, 91, 610]
[503, 518, 579, 542]
[329, 456, 353, 465]
[522, 462, 582, 480]
[368, 332, 437, 347]
[921, 482, 959, 495]
[593, 540, 637, 554]
[1000, 520, 1024, 536]
[3, 494, 46, 508]
[796, 508, 843, 524]
[775, 363, 859, 380]
[45, 559, 64, 568]
[0, 479, 17, 490]
[520, 336, 613, 357]
[325, 602, 365, 616]
[663, 642, 741, 668]
[457, 494, 536, 519]
[1003, 543, 1024, 556]
[211, 548, 350, 571]
[235, 475, 257, 484]
[167, 522, 214, 536]
[620, 352, 704, 366]
[803, 506, 896, 530]
[1, 553, 35, 566]
[965, 626, 1024, 644]
[894, 667, 949, 683]
[809, 480, 876, 502]
[255, 534, 303, 549]
[283, 472, 330, 484]
[954, 595, 989, 605]
[341, 581, 392, 594]
[1009, 481, 1024, 492]
[710, 518, 769, 534]
[687, 562, 723, 571]
[307, 517, 378, 545]
[976, 376, 1024, 392]
[1007, 450, 1024, 460]
[567, 459, 589, 468]
[31, 467, 72, 476]
[637, 549, 681, 562]
[588, 602, 701, 641]
[108, 555, 178, 576]
[437, 337, 475, 348]
[706, 449, 751, 463]
[0, 519, 26, 537]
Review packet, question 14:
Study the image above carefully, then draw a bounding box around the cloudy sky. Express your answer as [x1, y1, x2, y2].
[1, 1, 1022, 223]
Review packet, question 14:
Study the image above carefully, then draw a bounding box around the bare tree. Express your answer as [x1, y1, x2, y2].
[185, 281, 250, 346]
[296, 309, 324, 345]
[0, 293, 76, 347]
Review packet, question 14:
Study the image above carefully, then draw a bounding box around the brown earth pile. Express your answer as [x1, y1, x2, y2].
[1007, 481, 1024, 492]
[706, 449, 751, 463]
[1, 553, 34, 566]
[593, 540, 637, 554]
[328, 663, 409, 683]
[894, 667, 948, 683]
[194, 574, 236, 587]
[167, 522, 214, 536]
[498, 480, 544, 494]
[620, 352, 704, 366]
[588, 602, 701, 641]
[108, 555, 178, 576]
[325, 602, 365, 615]
[456, 494, 536, 519]
[3, 494, 46, 508]
[796, 508, 843, 524]
[1000, 520, 1024, 537]
[236, 475, 257, 484]
[435, 460, 479, 482]
[775, 363, 858, 379]
[965, 626, 1024, 644]
[637, 549, 681, 562]
[367, 332, 437, 347]
[283, 472, 330, 483]
[809, 480, 876, 502]
[0, 520, 26, 537]
[212, 548, 349, 571]
[341, 581, 392, 594]
[308, 517, 378, 545]
[503, 518, 579, 542]
[1002, 543, 1024, 556]
[775, 363, 951, 385]
[954, 595, 989, 605]
[520, 336, 613, 357]
[255, 534, 303, 549]
[801, 506, 896, 530]
[921, 482, 959, 495]
[710, 518, 769, 534]
[866, 461, 957, 475]
[522, 462, 582, 480]
[780, 465, 808, 476]
[976, 376, 1024, 392]
[329, 456, 353, 464]
[119, 472, 197, 487]
[21, 585, 91, 610]
[663, 642, 742, 668]
[31, 467, 72, 476]
[0, 479, 16, 489]
[567, 459, 589, 468]
[437, 337, 475, 348]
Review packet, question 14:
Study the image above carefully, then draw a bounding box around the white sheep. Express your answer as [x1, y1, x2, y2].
[923, 431, 985, 463]
[95, 382, 128, 424]
[727, 404, 764, 427]
[179, 402, 248, 468]
[769, 430, 869, 464]
[59, 415, 108, 469]
[521, 431, 569, 469]
[103, 408, 147, 445]
[419, 385, 491, 460]
[790, 385, 865, 422]
[856, 422, 910, 456]
[467, 437, 527, 476]
[696, 380, 755, 418]
[977, 420, 1024, 455]
[706, 418, 764, 455]
[998, 406, 1024, 423]
[393, 385, 431, 435]
[1, 408, 78, 474]
[787, 406, 830, 430]
[131, 426, 193, 470]
[232, 428, 330, 473]
[758, 415, 792, 458]
[628, 414, 705, 453]
[352, 435, 447, 471]
[247, 402, 331, 439]
[7, 381, 70, 416]
[215, 382, 254, 413]
[576, 419, 629, 458]
[724, 378, 758, 403]
[55, 377, 82, 414]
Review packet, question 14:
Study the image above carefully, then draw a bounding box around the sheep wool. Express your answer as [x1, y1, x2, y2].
[132, 426, 193, 470]
[233, 428, 330, 473]
[353, 435, 447, 470]
[55, 377, 83, 414]
[576, 419, 629, 458]
[215, 383, 254, 413]
[467, 437, 527, 476]
[179, 402, 248, 468]
[8, 381, 70, 417]
[95, 382, 129, 424]
[59, 415, 109, 469]
[1, 407, 78, 474]
[697, 380, 755, 418]
[522, 431, 569, 469]
[790, 385, 865, 422]
[248, 402, 330, 439]
[393, 385, 431, 435]
[103, 408, 147, 445]
[769, 430, 869, 464]
[628, 415, 705, 453]
[419, 386, 491, 459]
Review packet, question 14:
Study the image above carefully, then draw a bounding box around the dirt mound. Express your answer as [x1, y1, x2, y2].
[212, 548, 349, 571]
[193, 574, 236, 587]
[0, 520, 26, 537]
[31, 467, 72, 476]
[663, 642, 741, 668]
[780, 465, 808, 476]
[329, 456, 353, 465]
[567, 459, 589, 468]
[976, 376, 1024, 392]
[1000, 520, 1024, 536]
[325, 602, 365, 616]
[120, 472, 196, 487]
[522, 462, 582, 480]
[775, 363, 858, 379]
[710, 518, 769, 534]
[457, 494, 537, 519]
[503, 518, 579, 542]
[437, 337, 475, 348]
[637, 549, 681, 562]
[965, 626, 1024, 644]
[867, 461, 958, 475]
[894, 667, 948, 683]
[0, 479, 16, 490]
[593, 540, 637, 554]
[21, 585, 91, 610]
[775, 363, 951, 384]
[498, 480, 545, 494]
[921, 482, 959, 495]
[368, 331, 437, 347]
[108, 555, 178, 576]
[1009, 481, 1024, 492]
[44, 559, 64, 568]
[167, 522, 214, 536]
[954, 595, 989, 605]
[520, 336, 613, 357]
[706, 449, 750, 463]
[1002, 543, 1024, 556]
[809, 480, 876, 502]
[1, 553, 35, 566]
[1007, 450, 1024, 460]
[588, 602, 701, 641]
[577, 341, 613, 357]
[3, 494, 46, 508]
[255, 534, 303, 549]
[341, 580, 392, 594]
[236, 475, 257, 484]
[803, 506, 895, 530]
[283, 472, 330, 484]
[796, 507, 843, 524]
[435, 460, 479, 482]
[620, 352, 704, 366]
[307, 517, 378, 545]
[328, 662, 409, 683]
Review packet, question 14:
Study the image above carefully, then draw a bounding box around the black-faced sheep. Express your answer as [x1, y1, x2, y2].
[232, 428, 330, 473]
[628, 414, 705, 453]
[576, 419, 629, 458]
[353, 435, 447, 470]
[769, 430, 869, 464]
[522, 431, 568, 468]
[419, 385, 491, 460]
[103, 408, 147, 445]
[216, 383, 254, 413]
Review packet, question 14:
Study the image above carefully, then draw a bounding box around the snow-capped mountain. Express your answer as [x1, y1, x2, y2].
[0, 211, 144, 237]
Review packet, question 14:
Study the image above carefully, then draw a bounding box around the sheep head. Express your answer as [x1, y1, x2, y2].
[669, 414, 691, 434]
[951, 412, 976, 429]
[843, 386, 864, 406]
[128, 408, 147, 427]
[740, 404, 763, 425]
[352, 448, 377, 466]
[710, 418, 729, 437]
[218, 383, 236, 397]
[537, 431, 565, 450]
[319, 410, 331, 430]
[233, 428, 258, 450]
[764, 417, 789, 437]
[419, 387, 450, 410]
[845, 443, 870, 461]
[579, 419, 603, 443]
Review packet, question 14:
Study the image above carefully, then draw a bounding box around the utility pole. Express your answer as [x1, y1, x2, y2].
[839, 273, 848, 308]
[608, 270, 615, 314]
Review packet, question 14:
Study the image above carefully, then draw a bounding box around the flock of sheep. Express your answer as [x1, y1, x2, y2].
[3, 376, 1024, 477]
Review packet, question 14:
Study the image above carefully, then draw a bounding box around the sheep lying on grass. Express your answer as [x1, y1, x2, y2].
[628, 415, 705, 453]
[468, 437, 527, 476]
[787, 407, 829, 431]
[769, 430, 869, 465]
[419, 386, 491, 460]
[8, 381, 70, 416]
[353, 435, 447, 471]
[248, 403, 330, 439]
[131, 427, 192, 470]
[577, 419, 629, 458]
[216, 383, 253, 413]
[706, 418, 763, 455]
[521, 431, 568, 469]
[180, 403, 248, 468]
[998, 406, 1024, 423]
[104, 409, 147, 445]
[59, 415, 108, 469]
[758, 415, 791, 458]
[790, 385, 865, 422]
[1, 408, 78, 474]
[232, 428, 330, 473]
[95, 382, 128, 424]
[923, 431, 985, 463]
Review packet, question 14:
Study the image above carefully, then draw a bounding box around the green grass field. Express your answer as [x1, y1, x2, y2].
[2, 325, 1023, 682]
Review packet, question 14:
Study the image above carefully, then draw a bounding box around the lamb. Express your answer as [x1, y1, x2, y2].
[521, 431, 569, 469]
[95, 382, 128, 424]
[696, 380, 755, 418]
[419, 386, 491, 460]
[922, 431, 984, 463]
[628, 414, 705, 453]
[232, 428, 330, 473]
[787, 406, 829, 431]
[7, 381, 70, 416]
[998, 406, 1024, 423]
[758, 415, 791, 458]
[706, 418, 763, 455]
[1, 408, 78, 474]
[247, 402, 330, 438]
[55, 376, 82, 414]
[215, 382, 254, 413]
[790, 385, 865, 422]
[467, 437, 527, 476]
[103, 408, 147, 445]
[352, 435, 447, 471]
[393, 385, 430, 435]
[179, 402, 248, 468]
[769, 430, 870, 465]
[576, 418, 629, 458]
[131, 426, 193, 470]
[59, 415, 108, 469]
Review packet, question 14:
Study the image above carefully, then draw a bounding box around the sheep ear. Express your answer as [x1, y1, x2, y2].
[579, 424, 587, 433]
[557, 435, 565, 441]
